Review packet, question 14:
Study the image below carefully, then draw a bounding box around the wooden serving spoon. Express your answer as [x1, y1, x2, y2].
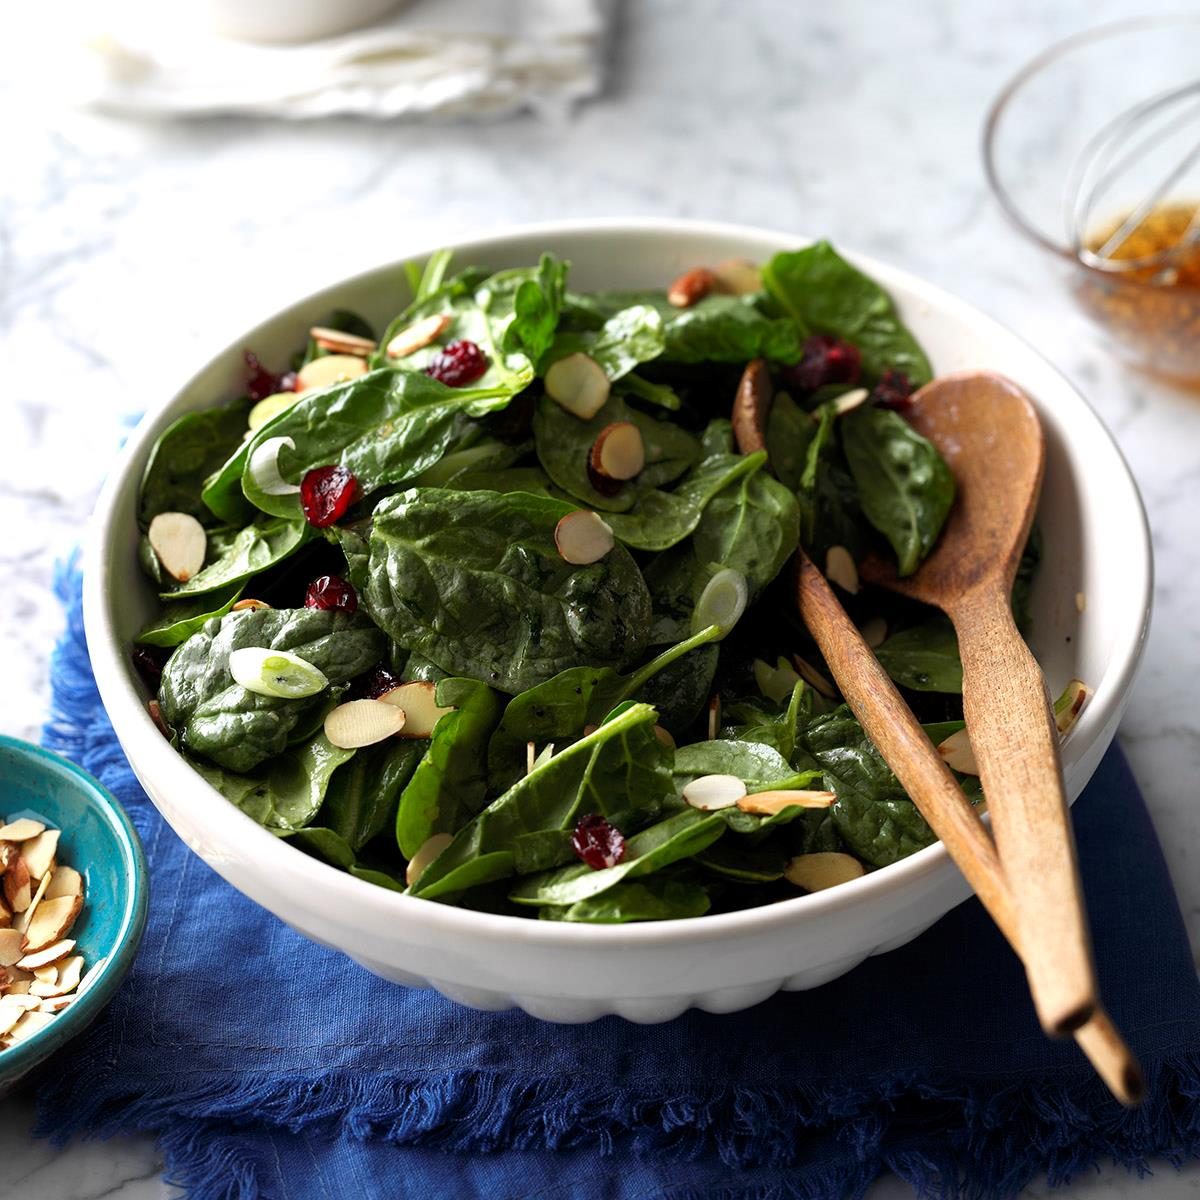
[860, 370, 1098, 1038]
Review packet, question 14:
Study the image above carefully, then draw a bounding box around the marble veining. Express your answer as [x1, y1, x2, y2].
[2, 0, 1198, 1194]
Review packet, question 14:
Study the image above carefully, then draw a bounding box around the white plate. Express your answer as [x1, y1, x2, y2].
[85, 219, 1153, 1023]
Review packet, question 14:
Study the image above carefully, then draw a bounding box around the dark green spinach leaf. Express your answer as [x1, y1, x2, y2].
[874, 616, 962, 693]
[538, 874, 710, 922]
[161, 517, 311, 600]
[136, 583, 244, 647]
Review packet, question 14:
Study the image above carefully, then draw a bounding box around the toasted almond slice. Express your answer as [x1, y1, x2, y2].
[1075, 591, 1087, 614]
[737, 789, 837, 815]
[13, 870, 53, 935]
[526, 741, 536, 775]
[296, 353, 368, 392]
[386, 313, 452, 359]
[832, 388, 870, 417]
[545, 353, 610, 420]
[39, 994, 75, 1013]
[859, 616, 888, 649]
[653, 725, 676, 750]
[0, 819, 45, 843]
[21, 894, 82, 954]
[1054, 679, 1091, 738]
[230, 598, 271, 612]
[378, 682, 454, 739]
[936, 727, 978, 776]
[8, 1010, 55, 1042]
[0, 897, 10, 929]
[5, 980, 30, 995]
[554, 510, 615, 565]
[324, 699, 406, 749]
[406, 833, 454, 887]
[31, 964, 57, 984]
[0, 929, 24, 967]
[0, 993, 40, 1012]
[75, 957, 106, 998]
[824, 545, 860, 595]
[3, 858, 30, 914]
[706, 693, 721, 741]
[51, 955, 84, 996]
[589, 422, 645, 481]
[667, 266, 717, 308]
[682, 774, 747, 812]
[309, 326, 377, 356]
[20, 829, 59, 881]
[0, 841, 17, 872]
[793, 655, 839, 700]
[0, 1004, 26, 1037]
[753, 656, 801, 705]
[16, 939, 75, 971]
[784, 852, 865, 892]
[148, 512, 207, 583]
[712, 258, 761, 296]
[45, 866, 82, 902]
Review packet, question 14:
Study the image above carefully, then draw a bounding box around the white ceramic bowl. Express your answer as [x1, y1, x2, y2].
[85, 219, 1152, 1023]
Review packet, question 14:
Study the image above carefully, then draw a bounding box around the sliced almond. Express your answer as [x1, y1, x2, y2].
[706, 693, 721, 741]
[0, 929, 24, 967]
[5, 980, 30, 995]
[653, 725, 676, 750]
[378, 683, 453, 739]
[31, 964, 57, 985]
[13, 869, 53, 935]
[784, 851, 865, 892]
[554, 510, 615, 565]
[75, 957, 106, 998]
[309, 326, 377, 356]
[682, 774, 747, 812]
[295, 353, 368, 392]
[147, 512, 207, 583]
[20, 829, 59, 881]
[0, 1004, 27, 1037]
[405, 833, 454, 887]
[3, 857, 31, 914]
[324, 699, 406, 749]
[0, 896, 10, 929]
[16, 939, 75, 971]
[667, 266, 717, 308]
[21, 894, 82, 954]
[793, 655, 839, 700]
[0, 841, 18, 872]
[526, 741, 536, 775]
[824, 545, 860, 595]
[1075, 591, 1087, 614]
[0, 819, 45, 843]
[936, 727, 978, 776]
[712, 258, 761, 296]
[385, 313, 452, 359]
[590, 421, 645, 482]
[45, 866, 83, 902]
[230, 598, 271, 613]
[39, 994, 75, 1013]
[545, 353, 610, 420]
[736, 789, 837, 815]
[8, 1010, 54, 1043]
[52, 955, 84, 996]
[832, 388, 870, 417]
[1054, 679, 1091, 737]
[0, 993, 40, 1013]
[859, 616, 888, 649]
[753, 656, 801, 705]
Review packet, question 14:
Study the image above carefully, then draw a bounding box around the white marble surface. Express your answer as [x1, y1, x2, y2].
[3, 1, 1200, 1196]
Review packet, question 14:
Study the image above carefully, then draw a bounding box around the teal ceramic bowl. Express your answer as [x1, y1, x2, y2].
[0, 736, 147, 1092]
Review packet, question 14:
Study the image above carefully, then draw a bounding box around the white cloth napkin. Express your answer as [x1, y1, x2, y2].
[64, 0, 615, 120]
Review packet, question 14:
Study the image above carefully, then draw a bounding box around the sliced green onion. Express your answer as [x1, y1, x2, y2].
[693, 569, 748, 639]
[248, 436, 301, 496]
[229, 647, 328, 698]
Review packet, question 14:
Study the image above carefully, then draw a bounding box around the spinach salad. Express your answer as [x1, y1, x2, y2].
[133, 242, 1062, 924]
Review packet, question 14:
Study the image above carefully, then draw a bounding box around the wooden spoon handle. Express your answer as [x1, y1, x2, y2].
[796, 554, 1141, 1103]
[949, 584, 1098, 1037]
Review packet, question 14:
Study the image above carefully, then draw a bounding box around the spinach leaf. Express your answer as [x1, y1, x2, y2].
[187, 733, 354, 832]
[451, 467, 559, 497]
[486, 625, 722, 791]
[395, 677, 501, 857]
[604, 452, 765, 552]
[635, 642, 719, 735]
[544, 304, 665, 381]
[793, 405, 866, 565]
[500, 253, 568, 366]
[841, 405, 955, 577]
[765, 390, 816, 492]
[160, 516, 311, 600]
[619, 372, 682, 413]
[672, 739, 814, 794]
[723, 682, 814, 762]
[159, 607, 384, 772]
[409, 702, 672, 900]
[288, 826, 357, 869]
[139, 399, 253, 528]
[761, 241, 932, 385]
[239, 369, 516, 519]
[319, 739, 425, 852]
[538, 874, 710, 922]
[135, 583, 244, 647]
[510, 809, 726, 907]
[408, 437, 526, 487]
[361, 487, 652, 695]
[874, 616, 962, 693]
[532, 394, 700, 513]
[697, 841, 788, 884]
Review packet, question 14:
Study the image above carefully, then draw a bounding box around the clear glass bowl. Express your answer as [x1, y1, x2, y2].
[984, 16, 1200, 381]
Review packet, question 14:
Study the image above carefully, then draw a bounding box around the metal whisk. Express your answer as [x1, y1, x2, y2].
[1066, 78, 1200, 274]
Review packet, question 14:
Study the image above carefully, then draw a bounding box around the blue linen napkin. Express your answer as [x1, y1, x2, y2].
[31, 563, 1200, 1200]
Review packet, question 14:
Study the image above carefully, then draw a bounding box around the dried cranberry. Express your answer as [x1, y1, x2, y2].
[571, 814, 626, 870]
[781, 334, 862, 393]
[359, 666, 403, 699]
[425, 339, 488, 387]
[244, 350, 295, 401]
[131, 645, 168, 689]
[871, 369, 915, 411]
[304, 575, 358, 614]
[300, 465, 359, 528]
